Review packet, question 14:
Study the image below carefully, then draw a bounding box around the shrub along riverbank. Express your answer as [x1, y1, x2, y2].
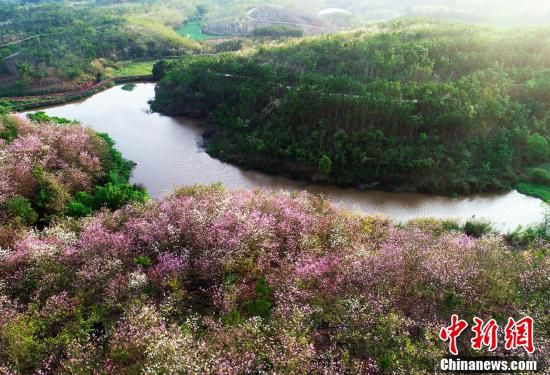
[516, 182, 550, 202]
[515, 165, 550, 202]
[0, 113, 147, 237]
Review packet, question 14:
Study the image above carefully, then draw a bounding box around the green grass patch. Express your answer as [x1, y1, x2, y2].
[27, 111, 75, 124]
[176, 21, 217, 40]
[112, 61, 156, 78]
[516, 182, 550, 202]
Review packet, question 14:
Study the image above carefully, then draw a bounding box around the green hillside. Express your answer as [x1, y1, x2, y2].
[153, 20, 550, 195]
[0, 0, 200, 96]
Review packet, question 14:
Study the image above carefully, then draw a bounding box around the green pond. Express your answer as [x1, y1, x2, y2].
[176, 21, 217, 40]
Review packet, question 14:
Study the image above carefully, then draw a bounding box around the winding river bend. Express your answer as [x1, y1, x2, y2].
[34, 83, 544, 230]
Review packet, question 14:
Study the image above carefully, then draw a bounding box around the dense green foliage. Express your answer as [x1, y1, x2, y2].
[252, 25, 304, 38]
[26, 111, 74, 124]
[121, 83, 136, 92]
[214, 39, 245, 53]
[153, 20, 550, 194]
[2, 0, 549, 96]
[0, 100, 13, 115]
[516, 182, 550, 203]
[0, 115, 17, 142]
[152, 59, 171, 81]
[462, 219, 494, 238]
[0, 0, 199, 96]
[66, 132, 148, 218]
[5, 196, 38, 225]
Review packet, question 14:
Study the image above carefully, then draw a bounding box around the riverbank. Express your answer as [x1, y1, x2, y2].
[516, 182, 550, 202]
[7, 75, 153, 112]
[209, 130, 550, 201]
[208, 127, 550, 203]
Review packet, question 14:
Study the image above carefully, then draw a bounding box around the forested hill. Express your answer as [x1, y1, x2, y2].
[153, 20, 550, 195]
[0, 0, 199, 96]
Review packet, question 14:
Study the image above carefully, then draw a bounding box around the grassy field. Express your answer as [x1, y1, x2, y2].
[176, 21, 217, 40]
[111, 60, 157, 77]
[516, 182, 550, 202]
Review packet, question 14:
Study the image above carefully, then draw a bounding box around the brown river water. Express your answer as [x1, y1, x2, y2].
[30, 83, 545, 231]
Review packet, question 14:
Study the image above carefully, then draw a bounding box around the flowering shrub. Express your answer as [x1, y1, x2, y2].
[0, 186, 548, 373]
[0, 115, 104, 202]
[0, 114, 147, 237]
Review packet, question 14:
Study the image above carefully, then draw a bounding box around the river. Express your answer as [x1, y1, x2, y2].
[33, 83, 545, 231]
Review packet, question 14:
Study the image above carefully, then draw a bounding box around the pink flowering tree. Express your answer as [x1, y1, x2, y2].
[0, 114, 146, 237]
[0, 185, 547, 373]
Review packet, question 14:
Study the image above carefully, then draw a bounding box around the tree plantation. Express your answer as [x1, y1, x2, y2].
[153, 20, 550, 195]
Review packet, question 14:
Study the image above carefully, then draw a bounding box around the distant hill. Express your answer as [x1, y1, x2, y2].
[0, 0, 199, 96]
[202, 5, 341, 37]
